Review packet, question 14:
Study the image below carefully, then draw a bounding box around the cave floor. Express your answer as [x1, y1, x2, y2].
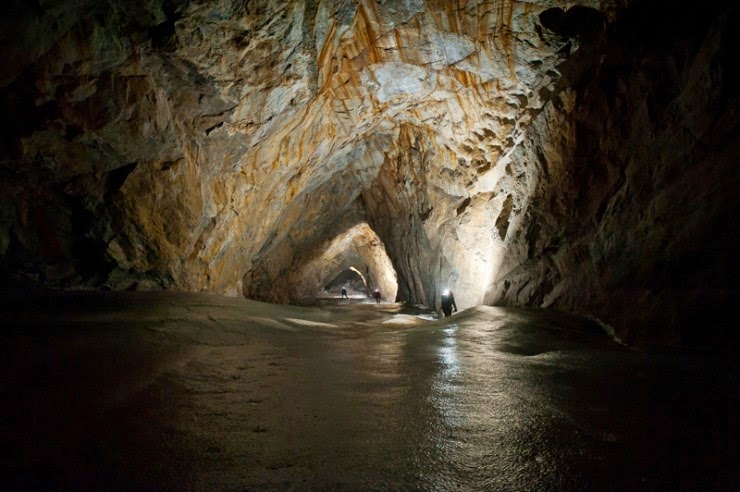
[0, 290, 736, 490]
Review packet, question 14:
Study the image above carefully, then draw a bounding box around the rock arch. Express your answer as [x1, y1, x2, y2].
[287, 222, 397, 303]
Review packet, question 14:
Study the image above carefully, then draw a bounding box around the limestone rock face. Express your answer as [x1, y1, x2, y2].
[284, 222, 398, 302]
[1, 0, 736, 348]
[488, 0, 739, 347]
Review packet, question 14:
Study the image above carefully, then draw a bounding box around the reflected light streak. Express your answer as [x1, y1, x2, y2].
[439, 325, 460, 380]
[432, 324, 464, 431]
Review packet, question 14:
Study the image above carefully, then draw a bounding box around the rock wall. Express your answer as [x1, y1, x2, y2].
[1, 0, 599, 291]
[286, 222, 398, 302]
[0, 0, 736, 348]
[487, 0, 739, 348]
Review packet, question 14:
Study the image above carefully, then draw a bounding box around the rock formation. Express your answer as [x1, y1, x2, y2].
[0, 0, 737, 348]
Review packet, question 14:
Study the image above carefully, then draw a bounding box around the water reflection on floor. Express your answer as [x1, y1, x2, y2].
[1, 290, 736, 490]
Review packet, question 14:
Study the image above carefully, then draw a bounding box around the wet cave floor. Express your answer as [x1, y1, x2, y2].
[0, 289, 737, 490]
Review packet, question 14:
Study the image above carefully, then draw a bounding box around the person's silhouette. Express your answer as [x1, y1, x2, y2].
[441, 290, 457, 317]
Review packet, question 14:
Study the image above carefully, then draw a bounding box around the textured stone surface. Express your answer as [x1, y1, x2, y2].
[0, 0, 737, 348]
[486, 0, 739, 347]
[283, 222, 398, 303]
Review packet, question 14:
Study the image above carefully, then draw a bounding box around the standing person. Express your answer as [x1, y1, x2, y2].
[441, 290, 457, 317]
[341, 286, 349, 299]
[373, 289, 381, 303]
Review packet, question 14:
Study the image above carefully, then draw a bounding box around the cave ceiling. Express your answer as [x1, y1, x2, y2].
[1, 0, 627, 304]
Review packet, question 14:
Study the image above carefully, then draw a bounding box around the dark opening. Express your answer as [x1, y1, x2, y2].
[324, 267, 369, 298]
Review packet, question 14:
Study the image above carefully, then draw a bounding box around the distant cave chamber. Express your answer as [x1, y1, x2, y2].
[324, 267, 369, 297]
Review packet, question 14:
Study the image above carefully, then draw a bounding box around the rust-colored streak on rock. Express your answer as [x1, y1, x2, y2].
[356, 1, 382, 64]
[449, 67, 483, 87]
[444, 0, 462, 35]
[491, 0, 517, 79]
[317, 18, 338, 94]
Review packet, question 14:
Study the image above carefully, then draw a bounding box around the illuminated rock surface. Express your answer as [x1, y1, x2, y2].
[0, 0, 737, 347]
[1, 290, 735, 489]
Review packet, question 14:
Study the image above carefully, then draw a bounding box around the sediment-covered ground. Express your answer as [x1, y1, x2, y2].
[1, 290, 736, 490]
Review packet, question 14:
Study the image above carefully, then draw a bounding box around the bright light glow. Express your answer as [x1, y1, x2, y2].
[283, 318, 338, 328]
[382, 314, 423, 326]
[443, 290, 450, 296]
[348, 266, 369, 291]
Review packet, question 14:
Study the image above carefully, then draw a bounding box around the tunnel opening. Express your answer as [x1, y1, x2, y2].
[287, 222, 399, 304]
[322, 266, 370, 298]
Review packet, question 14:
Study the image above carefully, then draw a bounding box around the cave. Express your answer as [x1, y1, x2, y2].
[0, 0, 737, 489]
[324, 266, 368, 297]
[285, 221, 398, 302]
[1, 0, 736, 345]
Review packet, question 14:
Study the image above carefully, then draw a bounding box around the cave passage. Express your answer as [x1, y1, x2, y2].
[285, 222, 399, 304]
[324, 266, 370, 298]
[0, 0, 734, 349]
[0, 0, 737, 488]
